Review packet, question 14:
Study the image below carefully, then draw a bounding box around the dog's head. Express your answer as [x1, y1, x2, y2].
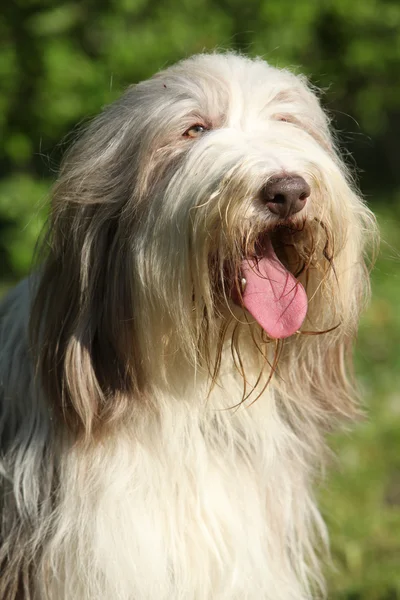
[31, 53, 377, 437]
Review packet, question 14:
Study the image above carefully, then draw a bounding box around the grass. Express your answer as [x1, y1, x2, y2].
[322, 207, 400, 599]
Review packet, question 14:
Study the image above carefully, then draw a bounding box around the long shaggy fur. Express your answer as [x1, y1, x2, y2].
[0, 53, 376, 599]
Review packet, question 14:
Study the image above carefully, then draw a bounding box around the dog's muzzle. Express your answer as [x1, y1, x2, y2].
[232, 174, 310, 339]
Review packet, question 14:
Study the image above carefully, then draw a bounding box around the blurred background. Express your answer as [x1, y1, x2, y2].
[1, 0, 399, 597]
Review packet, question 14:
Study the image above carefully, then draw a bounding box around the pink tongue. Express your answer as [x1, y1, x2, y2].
[239, 241, 308, 339]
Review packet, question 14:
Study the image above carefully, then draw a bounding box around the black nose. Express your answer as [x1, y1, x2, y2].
[260, 175, 310, 218]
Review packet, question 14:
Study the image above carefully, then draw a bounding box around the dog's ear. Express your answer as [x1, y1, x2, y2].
[30, 97, 146, 440]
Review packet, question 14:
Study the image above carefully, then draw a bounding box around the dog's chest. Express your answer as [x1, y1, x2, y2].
[45, 398, 309, 600]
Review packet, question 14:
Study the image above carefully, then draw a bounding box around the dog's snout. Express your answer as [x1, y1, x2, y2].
[261, 175, 310, 218]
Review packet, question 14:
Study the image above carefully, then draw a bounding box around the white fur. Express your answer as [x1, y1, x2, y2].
[0, 53, 376, 599]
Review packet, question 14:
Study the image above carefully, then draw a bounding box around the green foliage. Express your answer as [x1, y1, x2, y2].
[1, 1, 399, 597]
[0, 175, 48, 276]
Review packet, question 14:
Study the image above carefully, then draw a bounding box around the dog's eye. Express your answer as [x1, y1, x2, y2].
[183, 124, 208, 138]
[275, 115, 294, 124]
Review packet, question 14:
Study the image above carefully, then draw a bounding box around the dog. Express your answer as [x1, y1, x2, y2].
[0, 52, 376, 599]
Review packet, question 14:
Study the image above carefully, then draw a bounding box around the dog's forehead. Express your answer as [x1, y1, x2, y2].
[126, 53, 329, 146]
[140, 53, 321, 127]
[157, 54, 310, 106]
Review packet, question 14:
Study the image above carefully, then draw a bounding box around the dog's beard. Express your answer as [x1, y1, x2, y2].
[215, 216, 337, 330]
[202, 216, 339, 403]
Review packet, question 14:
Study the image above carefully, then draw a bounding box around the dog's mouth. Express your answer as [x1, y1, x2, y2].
[232, 228, 308, 339]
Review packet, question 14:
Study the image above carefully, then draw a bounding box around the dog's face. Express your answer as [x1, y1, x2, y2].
[136, 54, 328, 342]
[33, 53, 376, 434]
